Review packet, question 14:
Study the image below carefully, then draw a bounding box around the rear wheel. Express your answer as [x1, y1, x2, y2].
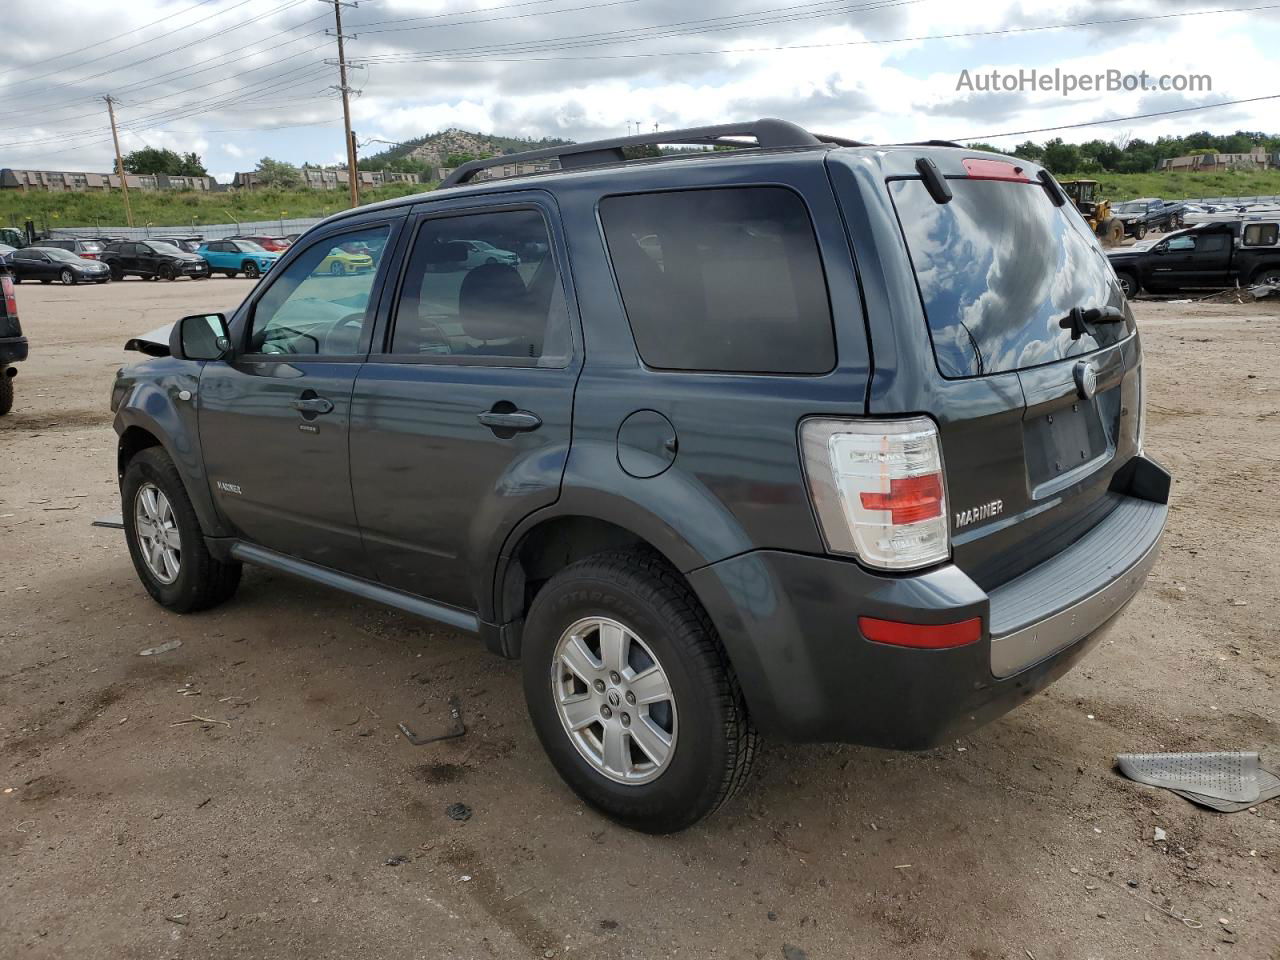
[522, 549, 757, 833]
[242, 261, 260, 279]
[0, 373, 13, 416]
[110, 264, 124, 281]
[122, 448, 241, 613]
[1251, 266, 1280, 288]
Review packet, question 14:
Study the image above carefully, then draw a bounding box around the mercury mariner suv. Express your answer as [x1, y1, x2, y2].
[110, 120, 1170, 833]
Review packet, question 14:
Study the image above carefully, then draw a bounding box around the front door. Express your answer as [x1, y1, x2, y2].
[350, 197, 580, 610]
[198, 219, 401, 575]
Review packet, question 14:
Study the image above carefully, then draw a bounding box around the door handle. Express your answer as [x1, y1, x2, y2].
[292, 396, 334, 415]
[476, 410, 541, 432]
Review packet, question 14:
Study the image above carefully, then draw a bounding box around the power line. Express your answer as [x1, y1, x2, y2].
[353, 0, 641, 35]
[350, 2, 1280, 65]
[953, 93, 1280, 142]
[0, 0, 223, 79]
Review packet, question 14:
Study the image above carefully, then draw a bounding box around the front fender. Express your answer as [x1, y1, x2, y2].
[113, 357, 226, 537]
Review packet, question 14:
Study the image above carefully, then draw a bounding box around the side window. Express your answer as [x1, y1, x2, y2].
[389, 208, 568, 364]
[599, 187, 835, 374]
[1198, 234, 1228, 253]
[1166, 235, 1195, 251]
[247, 224, 391, 357]
[1243, 223, 1279, 246]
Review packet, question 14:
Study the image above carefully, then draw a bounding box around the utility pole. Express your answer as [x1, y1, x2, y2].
[103, 95, 134, 228]
[324, 0, 360, 208]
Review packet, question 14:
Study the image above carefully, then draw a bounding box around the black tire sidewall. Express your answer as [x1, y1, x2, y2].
[522, 567, 735, 832]
[0, 374, 13, 415]
[122, 450, 209, 611]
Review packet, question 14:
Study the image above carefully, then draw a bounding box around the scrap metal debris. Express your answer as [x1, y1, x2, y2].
[91, 514, 124, 529]
[139, 640, 182, 657]
[1116, 751, 1280, 812]
[398, 695, 465, 746]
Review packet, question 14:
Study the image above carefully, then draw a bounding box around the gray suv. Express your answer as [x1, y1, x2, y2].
[111, 120, 1170, 833]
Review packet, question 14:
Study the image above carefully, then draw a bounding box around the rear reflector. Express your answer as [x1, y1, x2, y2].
[962, 157, 1031, 182]
[2, 274, 16, 317]
[858, 616, 982, 649]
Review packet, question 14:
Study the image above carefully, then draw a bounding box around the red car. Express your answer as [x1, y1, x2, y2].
[227, 235, 292, 253]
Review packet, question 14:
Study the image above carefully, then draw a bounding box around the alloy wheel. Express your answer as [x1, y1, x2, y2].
[551, 616, 678, 785]
[60, 269, 74, 285]
[134, 482, 181, 584]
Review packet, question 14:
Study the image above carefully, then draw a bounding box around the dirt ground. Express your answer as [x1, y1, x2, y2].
[1, 277, 1277, 960]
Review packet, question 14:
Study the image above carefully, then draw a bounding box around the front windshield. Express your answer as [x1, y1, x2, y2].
[1112, 202, 1145, 214]
[148, 242, 184, 256]
[45, 248, 83, 263]
[235, 241, 267, 253]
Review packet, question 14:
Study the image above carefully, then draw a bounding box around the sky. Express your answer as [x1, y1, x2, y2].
[0, 0, 1277, 184]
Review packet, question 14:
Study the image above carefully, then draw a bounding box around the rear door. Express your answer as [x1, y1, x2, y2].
[860, 159, 1140, 589]
[349, 192, 580, 610]
[198, 217, 403, 574]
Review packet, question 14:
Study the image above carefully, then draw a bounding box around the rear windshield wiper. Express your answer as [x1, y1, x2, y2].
[1059, 305, 1125, 340]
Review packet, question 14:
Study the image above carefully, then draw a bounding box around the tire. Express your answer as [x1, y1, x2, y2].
[242, 261, 260, 279]
[522, 549, 757, 833]
[224, 270, 237, 278]
[122, 447, 242, 613]
[0, 373, 13, 416]
[1133, 224, 1146, 241]
[159, 262, 175, 281]
[11, 275, 20, 284]
[485, 256, 499, 265]
[1115, 271, 1139, 299]
[1251, 266, 1280, 288]
[330, 261, 344, 276]
[1101, 219, 1124, 246]
[60, 268, 76, 285]
[110, 265, 124, 281]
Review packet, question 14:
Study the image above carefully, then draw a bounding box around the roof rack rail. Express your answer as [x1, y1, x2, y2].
[439, 118, 852, 188]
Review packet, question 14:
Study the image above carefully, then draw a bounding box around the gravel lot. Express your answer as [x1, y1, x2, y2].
[2, 277, 1277, 960]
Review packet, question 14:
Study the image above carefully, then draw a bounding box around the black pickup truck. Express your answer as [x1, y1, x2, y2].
[1107, 220, 1280, 297]
[1110, 198, 1184, 240]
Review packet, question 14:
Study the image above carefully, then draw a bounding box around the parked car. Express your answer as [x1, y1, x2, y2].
[0, 259, 25, 415]
[313, 244, 375, 275]
[6, 245, 111, 284]
[227, 235, 292, 252]
[0, 226, 26, 248]
[1107, 219, 1280, 297]
[195, 239, 279, 278]
[1110, 198, 1185, 239]
[102, 240, 210, 281]
[111, 119, 1169, 833]
[39, 237, 110, 261]
[151, 236, 203, 254]
[0, 243, 16, 259]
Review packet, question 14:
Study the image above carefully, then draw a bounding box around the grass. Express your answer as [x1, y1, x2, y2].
[5, 167, 1279, 230]
[1066, 168, 1280, 202]
[0, 182, 431, 231]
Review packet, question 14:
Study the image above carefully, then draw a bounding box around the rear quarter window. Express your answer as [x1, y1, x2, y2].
[599, 186, 835, 374]
[1243, 223, 1279, 246]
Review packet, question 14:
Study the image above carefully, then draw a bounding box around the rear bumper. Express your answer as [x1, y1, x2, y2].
[688, 460, 1169, 749]
[0, 335, 28, 366]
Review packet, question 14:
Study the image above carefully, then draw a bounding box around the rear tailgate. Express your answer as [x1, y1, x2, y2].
[870, 157, 1142, 590]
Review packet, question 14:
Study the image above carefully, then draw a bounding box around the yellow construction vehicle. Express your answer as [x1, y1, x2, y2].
[1060, 180, 1124, 245]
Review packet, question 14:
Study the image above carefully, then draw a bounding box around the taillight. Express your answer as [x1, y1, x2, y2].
[800, 417, 950, 571]
[2, 274, 16, 317]
[81, 253, 99, 260]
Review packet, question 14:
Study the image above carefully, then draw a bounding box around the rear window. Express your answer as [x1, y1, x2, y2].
[80, 240, 104, 253]
[600, 187, 835, 374]
[1243, 223, 1278, 246]
[890, 178, 1129, 378]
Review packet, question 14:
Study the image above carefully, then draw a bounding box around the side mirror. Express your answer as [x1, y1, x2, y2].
[171, 313, 231, 361]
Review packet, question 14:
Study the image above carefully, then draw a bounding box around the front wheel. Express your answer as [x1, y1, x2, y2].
[60, 268, 76, 285]
[224, 269, 237, 278]
[122, 448, 242, 613]
[0, 373, 13, 415]
[1133, 224, 1147, 240]
[522, 549, 757, 833]
[330, 261, 344, 276]
[242, 261, 260, 279]
[159, 263, 176, 281]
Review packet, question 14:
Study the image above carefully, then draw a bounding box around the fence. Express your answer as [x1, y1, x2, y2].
[44, 217, 325, 241]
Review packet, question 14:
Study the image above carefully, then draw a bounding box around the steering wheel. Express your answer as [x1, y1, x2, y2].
[321, 312, 365, 353]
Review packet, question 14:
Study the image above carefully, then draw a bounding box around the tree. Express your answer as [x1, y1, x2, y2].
[122, 146, 205, 176]
[254, 156, 301, 188]
[1040, 138, 1080, 175]
[1012, 140, 1044, 163]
